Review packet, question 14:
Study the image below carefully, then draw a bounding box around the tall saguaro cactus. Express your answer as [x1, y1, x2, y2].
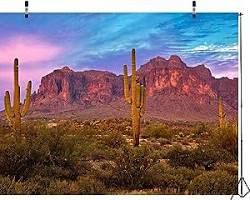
[123, 49, 146, 146]
[4, 58, 32, 133]
[218, 96, 226, 128]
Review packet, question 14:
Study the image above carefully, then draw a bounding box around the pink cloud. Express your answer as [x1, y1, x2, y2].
[0, 63, 53, 110]
[0, 35, 62, 64]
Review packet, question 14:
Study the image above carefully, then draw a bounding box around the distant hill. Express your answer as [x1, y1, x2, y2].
[28, 55, 238, 122]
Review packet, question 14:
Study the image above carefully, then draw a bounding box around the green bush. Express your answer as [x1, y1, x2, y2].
[104, 146, 156, 189]
[77, 176, 106, 194]
[211, 124, 238, 160]
[0, 119, 239, 194]
[191, 123, 213, 136]
[89, 147, 114, 161]
[101, 131, 126, 148]
[0, 176, 23, 194]
[47, 180, 77, 194]
[0, 123, 80, 180]
[0, 137, 42, 179]
[166, 144, 235, 170]
[0, 122, 11, 136]
[215, 163, 238, 176]
[192, 144, 234, 170]
[166, 145, 195, 169]
[158, 138, 172, 146]
[145, 162, 201, 192]
[142, 123, 173, 139]
[0, 176, 41, 195]
[188, 170, 237, 194]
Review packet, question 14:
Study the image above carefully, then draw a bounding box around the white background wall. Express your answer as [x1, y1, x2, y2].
[0, 0, 249, 199]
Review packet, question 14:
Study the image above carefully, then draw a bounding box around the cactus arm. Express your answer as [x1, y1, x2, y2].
[123, 65, 131, 103]
[140, 85, 144, 108]
[131, 48, 137, 107]
[141, 77, 146, 114]
[136, 83, 141, 108]
[13, 59, 20, 116]
[4, 91, 14, 121]
[143, 86, 146, 115]
[21, 81, 32, 117]
[218, 96, 226, 128]
[140, 85, 146, 116]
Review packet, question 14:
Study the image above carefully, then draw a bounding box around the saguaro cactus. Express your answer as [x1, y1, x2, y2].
[4, 58, 32, 133]
[218, 96, 226, 128]
[123, 49, 146, 146]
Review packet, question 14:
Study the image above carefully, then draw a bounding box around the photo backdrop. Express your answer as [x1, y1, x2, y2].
[0, 13, 239, 195]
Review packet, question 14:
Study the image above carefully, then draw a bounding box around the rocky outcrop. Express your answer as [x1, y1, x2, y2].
[32, 67, 123, 107]
[31, 55, 238, 121]
[138, 55, 237, 108]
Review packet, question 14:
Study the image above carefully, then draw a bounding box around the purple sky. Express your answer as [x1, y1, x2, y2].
[0, 13, 238, 110]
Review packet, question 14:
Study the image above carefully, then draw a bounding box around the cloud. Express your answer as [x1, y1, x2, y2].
[191, 44, 238, 53]
[0, 35, 63, 64]
[213, 67, 238, 79]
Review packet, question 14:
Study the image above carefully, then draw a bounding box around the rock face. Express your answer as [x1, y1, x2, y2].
[31, 55, 238, 121]
[138, 56, 237, 108]
[32, 67, 123, 107]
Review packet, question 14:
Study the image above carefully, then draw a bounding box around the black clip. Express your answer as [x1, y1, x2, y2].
[192, 1, 196, 18]
[25, 1, 29, 18]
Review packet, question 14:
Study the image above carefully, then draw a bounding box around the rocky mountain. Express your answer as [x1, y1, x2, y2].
[30, 55, 238, 122]
[32, 67, 123, 107]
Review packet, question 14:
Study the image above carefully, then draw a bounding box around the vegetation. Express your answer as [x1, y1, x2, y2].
[123, 48, 146, 146]
[4, 58, 32, 133]
[188, 170, 237, 194]
[0, 119, 238, 194]
[218, 95, 227, 128]
[142, 123, 173, 140]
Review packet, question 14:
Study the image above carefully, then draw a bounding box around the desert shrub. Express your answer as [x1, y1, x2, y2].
[0, 176, 22, 194]
[0, 137, 42, 179]
[112, 119, 131, 136]
[46, 179, 97, 195]
[215, 163, 238, 176]
[25, 176, 51, 194]
[77, 176, 106, 194]
[181, 139, 190, 146]
[101, 131, 126, 148]
[104, 146, 157, 189]
[188, 170, 237, 194]
[144, 162, 170, 188]
[192, 123, 211, 135]
[91, 163, 114, 190]
[171, 167, 202, 192]
[166, 145, 195, 169]
[211, 124, 238, 160]
[89, 147, 114, 161]
[145, 162, 201, 192]
[192, 144, 235, 170]
[93, 119, 131, 137]
[47, 180, 77, 194]
[78, 125, 101, 137]
[0, 122, 11, 136]
[72, 134, 99, 161]
[143, 123, 173, 139]
[166, 143, 234, 170]
[0, 125, 79, 181]
[158, 138, 172, 146]
[0, 176, 42, 195]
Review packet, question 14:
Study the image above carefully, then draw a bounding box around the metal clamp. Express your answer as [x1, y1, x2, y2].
[192, 1, 196, 18]
[25, 1, 29, 18]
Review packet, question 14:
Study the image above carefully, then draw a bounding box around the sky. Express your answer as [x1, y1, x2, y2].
[0, 13, 238, 109]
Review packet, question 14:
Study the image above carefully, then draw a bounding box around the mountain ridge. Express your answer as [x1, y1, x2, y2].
[29, 55, 238, 122]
